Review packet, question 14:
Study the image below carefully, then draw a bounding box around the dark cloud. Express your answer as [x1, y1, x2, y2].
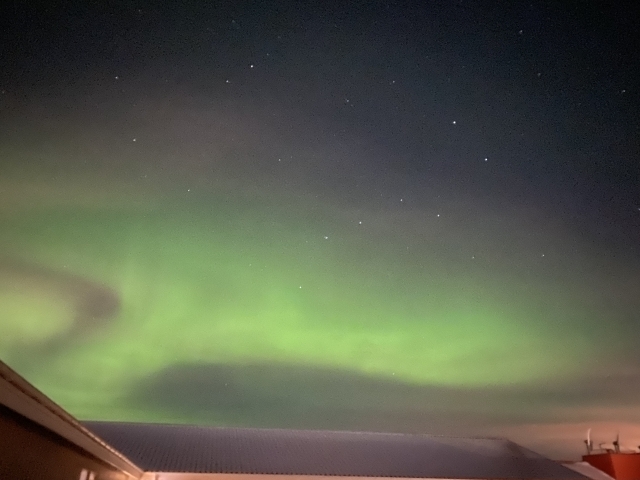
[129, 362, 640, 434]
[129, 362, 494, 434]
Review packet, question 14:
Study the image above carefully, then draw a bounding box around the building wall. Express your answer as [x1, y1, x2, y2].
[583, 454, 640, 480]
[0, 404, 129, 480]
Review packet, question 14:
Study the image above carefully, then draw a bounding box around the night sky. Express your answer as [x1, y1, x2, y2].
[1, 0, 639, 460]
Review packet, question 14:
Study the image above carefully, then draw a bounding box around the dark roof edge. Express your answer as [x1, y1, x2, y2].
[0, 360, 143, 478]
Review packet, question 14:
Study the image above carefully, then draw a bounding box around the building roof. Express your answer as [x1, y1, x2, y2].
[84, 422, 585, 479]
[562, 462, 616, 480]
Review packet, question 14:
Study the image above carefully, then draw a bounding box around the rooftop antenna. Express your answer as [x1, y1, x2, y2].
[585, 428, 593, 454]
[613, 432, 620, 453]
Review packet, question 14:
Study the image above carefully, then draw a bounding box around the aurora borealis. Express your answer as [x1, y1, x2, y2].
[1, 0, 639, 459]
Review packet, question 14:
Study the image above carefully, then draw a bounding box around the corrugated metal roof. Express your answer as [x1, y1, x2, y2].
[83, 422, 585, 479]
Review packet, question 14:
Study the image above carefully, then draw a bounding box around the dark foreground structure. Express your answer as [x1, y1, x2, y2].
[0, 361, 141, 480]
[1, 360, 587, 480]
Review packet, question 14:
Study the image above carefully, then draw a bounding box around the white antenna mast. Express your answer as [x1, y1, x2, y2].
[585, 428, 593, 454]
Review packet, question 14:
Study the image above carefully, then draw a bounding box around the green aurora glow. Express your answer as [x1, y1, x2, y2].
[0, 170, 615, 423]
[2, 1, 640, 462]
